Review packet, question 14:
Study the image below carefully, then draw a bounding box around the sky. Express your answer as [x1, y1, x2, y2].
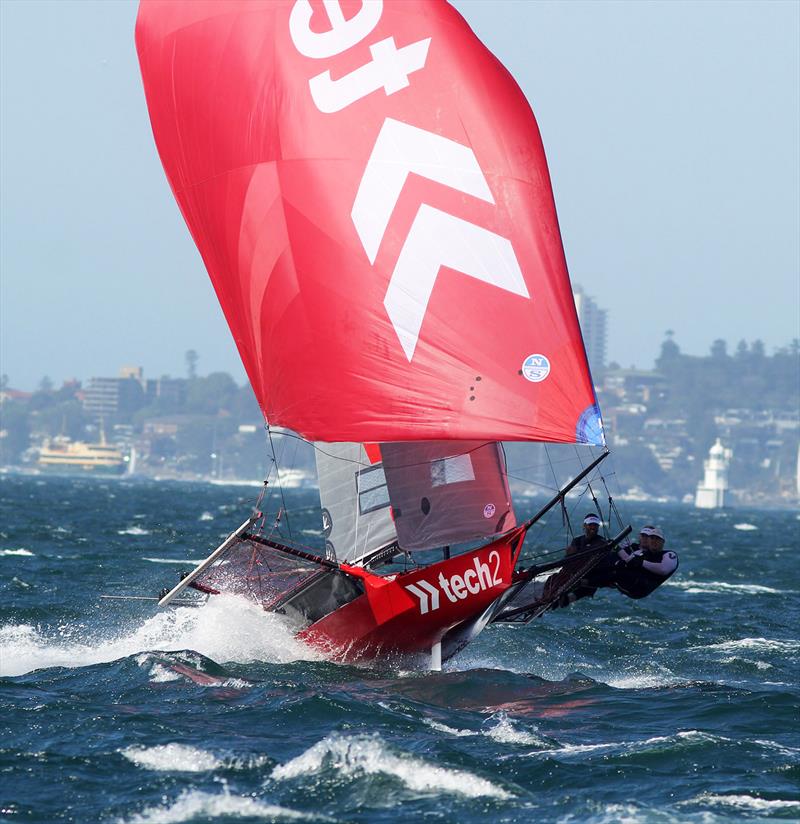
[1, 0, 798, 391]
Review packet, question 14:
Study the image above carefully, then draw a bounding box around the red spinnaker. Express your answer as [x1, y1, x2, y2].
[135, 0, 603, 445]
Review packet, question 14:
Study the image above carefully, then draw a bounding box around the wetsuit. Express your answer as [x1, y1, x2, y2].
[566, 532, 606, 557]
[557, 532, 611, 606]
[615, 546, 679, 599]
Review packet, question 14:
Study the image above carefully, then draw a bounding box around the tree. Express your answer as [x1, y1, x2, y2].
[185, 350, 199, 380]
[656, 331, 681, 370]
[39, 376, 53, 392]
[710, 339, 728, 359]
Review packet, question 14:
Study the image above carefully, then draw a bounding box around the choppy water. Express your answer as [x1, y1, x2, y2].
[1, 474, 798, 823]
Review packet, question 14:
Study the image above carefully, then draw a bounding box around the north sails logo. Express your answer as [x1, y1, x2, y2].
[405, 551, 503, 614]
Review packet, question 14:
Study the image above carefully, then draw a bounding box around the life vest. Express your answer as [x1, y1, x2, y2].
[615, 547, 679, 600]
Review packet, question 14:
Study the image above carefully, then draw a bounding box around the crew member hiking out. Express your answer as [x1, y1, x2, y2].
[615, 526, 679, 599]
[556, 524, 678, 609]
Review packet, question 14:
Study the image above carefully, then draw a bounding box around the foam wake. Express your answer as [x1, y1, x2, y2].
[121, 787, 317, 823]
[271, 732, 510, 799]
[0, 595, 321, 677]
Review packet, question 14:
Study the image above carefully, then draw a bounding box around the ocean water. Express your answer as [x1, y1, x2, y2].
[1, 474, 798, 823]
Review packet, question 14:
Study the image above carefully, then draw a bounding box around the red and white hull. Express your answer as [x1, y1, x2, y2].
[298, 527, 526, 663]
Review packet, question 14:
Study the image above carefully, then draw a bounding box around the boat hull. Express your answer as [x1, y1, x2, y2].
[297, 528, 525, 663]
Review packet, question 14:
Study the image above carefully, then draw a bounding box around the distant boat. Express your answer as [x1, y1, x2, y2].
[38, 435, 126, 475]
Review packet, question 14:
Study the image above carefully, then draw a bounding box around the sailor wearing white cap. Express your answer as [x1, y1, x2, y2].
[615, 525, 678, 599]
[565, 513, 605, 557]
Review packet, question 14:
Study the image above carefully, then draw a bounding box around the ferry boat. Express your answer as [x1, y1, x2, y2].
[38, 436, 126, 475]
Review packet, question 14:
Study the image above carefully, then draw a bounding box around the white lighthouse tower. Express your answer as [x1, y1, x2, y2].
[695, 439, 733, 509]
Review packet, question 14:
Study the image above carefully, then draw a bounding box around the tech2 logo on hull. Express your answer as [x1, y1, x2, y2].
[404, 551, 503, 615]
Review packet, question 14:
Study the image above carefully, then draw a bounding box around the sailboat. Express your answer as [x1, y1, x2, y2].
[135, 0, 636, 666]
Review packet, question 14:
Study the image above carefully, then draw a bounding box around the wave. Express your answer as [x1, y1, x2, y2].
[665, 580, 787, 595]
[199, 511, 214, 521]
[0, 548, 34, 557]
[271, 732, 510, 799]
[423, 712, 548, 746]
[120, 788, 317, 824]
[121, 743, 269, 773]
[683, 793, 800, 813]
[143, 557, 204, 565]
[532, 730, 728, 762]
[0, 595, 322, 677]
[733, 523, 758, 531]
[697, 637, 800, 653]
[118, 527, 151, 536]
[123, 743, 222, 772]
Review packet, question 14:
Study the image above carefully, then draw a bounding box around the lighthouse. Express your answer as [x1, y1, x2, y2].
[695, 439, 733, 509]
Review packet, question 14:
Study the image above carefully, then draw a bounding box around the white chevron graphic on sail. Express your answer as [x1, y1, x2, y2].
[351, 118, 528, 360]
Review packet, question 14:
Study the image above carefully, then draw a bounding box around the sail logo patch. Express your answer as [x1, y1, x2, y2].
[483, 503, 496, 518]
[404, 551, 502, 614]
[521, 354, 550, 382]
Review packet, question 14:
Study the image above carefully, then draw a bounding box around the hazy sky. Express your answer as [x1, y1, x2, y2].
[1, 0, 798, 391]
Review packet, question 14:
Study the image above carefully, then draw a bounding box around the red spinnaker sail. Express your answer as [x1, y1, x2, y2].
[135, 0, 603, 446]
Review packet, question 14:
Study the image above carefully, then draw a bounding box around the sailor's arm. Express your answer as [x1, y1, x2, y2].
[642, 551, 679, 576]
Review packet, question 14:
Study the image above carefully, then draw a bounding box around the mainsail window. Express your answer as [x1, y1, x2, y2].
[357, 465, 390, 514]
[431, 454, 476, 487]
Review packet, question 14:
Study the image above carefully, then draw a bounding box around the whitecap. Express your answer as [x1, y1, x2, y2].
[752, 739, 800, 756]
[271, 732, 510, 799]
[532, 730, 725, 762]
[423, 719, 474, 737]
[123, 743, 221, 772]
[483, 712, 547, 746]
[199, 512, 214, 521]
[665, 580, 785, 595]
[122, 743, 270, 773]
[733, 523, 758, 531]
[121, 788, 316, 824]
[685, 793, 800, 812]
[143, 558, 204, 565]
[602, 671, 681, 689]
[0, 548, 34, 557]
[137, 658, 182, 683]
[699, 637, 800, 653]
[118, 527, 151, 536]
[0, 594, 322, 677]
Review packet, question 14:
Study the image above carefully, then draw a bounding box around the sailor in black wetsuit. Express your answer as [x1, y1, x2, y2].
[556, 514, 608, 607]
[566, 513, 605, 556]
[615, 526, 679, 598]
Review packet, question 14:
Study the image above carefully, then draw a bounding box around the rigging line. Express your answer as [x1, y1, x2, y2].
[571, 444, 604, 531]
[503, 472, 560, 493]
[266, 423, 293, 539]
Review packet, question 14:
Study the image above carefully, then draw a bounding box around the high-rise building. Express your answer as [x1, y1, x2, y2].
[82, 367, 145, 420]
[573, 285, 607, 379]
